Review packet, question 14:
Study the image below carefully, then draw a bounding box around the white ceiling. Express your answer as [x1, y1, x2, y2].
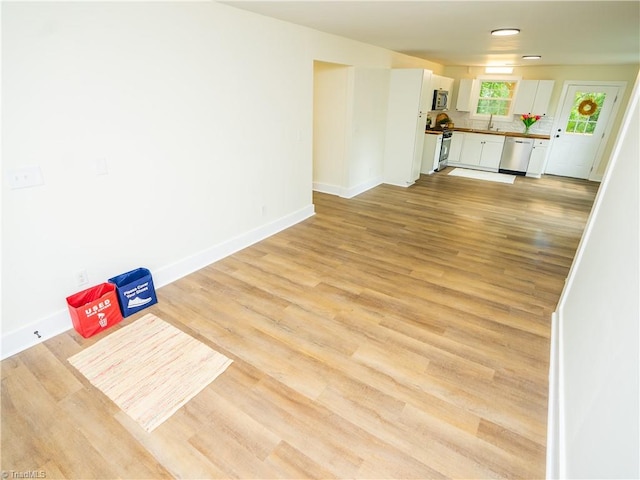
[218, 0, 640, 67]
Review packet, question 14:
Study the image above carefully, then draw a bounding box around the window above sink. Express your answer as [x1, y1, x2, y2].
[469, 75, 522, 121]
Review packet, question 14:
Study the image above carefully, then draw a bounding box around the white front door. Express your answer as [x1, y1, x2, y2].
[546, 83, 621, 179]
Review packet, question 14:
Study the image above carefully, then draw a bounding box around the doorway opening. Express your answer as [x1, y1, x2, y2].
[312, 61, 351, 197]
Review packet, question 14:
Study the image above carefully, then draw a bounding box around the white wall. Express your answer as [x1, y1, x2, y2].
[312, 63, 389, 198]
[1, 1, 436, 357]
[549, 71, 639, 478]
[313, 62, 350, 192]
[347, 68, 389, 193]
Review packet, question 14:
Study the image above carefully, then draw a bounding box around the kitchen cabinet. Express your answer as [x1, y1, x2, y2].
[430, 74, 454, 109]
[531, 81, 554, 115]
[456, 79, 475, 112]
[420, 70, 435, 113]
[513, 80, 555, 116]
[448, 131, 465, 164]
[431, 74, 454, 93]
[421, 133, 442, 174]
[459, 133, 505, 171]
[383, 68, 433, 186]
[526, 139, 549, 178]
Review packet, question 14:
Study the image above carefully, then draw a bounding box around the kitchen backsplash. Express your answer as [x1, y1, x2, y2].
[443, 111, 554, 135]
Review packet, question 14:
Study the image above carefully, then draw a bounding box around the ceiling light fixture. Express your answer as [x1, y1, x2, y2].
[491, 28, 520, 36]
[522, 55, 542, 60]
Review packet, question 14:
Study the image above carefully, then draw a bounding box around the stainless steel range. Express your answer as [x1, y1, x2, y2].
[436, 128, 453, 171]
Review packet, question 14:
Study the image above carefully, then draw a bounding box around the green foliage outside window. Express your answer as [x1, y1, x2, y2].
[476, 81, 517, 115]
[565, 92, 605, 135]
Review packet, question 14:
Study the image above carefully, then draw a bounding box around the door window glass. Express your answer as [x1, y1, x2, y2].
[565, 92, 606, 135]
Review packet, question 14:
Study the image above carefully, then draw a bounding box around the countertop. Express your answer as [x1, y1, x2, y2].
[425, 127, 550, 140]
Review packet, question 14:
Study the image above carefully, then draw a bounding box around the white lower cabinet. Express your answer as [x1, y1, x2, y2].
[458, 133, 505, 171]
[448, 132, 465, 165]
[526, 139, 549, 178]
[421, 134, 442, 174]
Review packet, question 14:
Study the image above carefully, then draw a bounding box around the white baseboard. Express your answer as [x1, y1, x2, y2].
[1, 310, 73, 361]
[312, 182, 342, 197]
[153, 204, 315, 287]
[313, 177, 382, 199]
[546, 311, 561, 479]
[341, 176, 383, 198]
[0, 204, 315, 361]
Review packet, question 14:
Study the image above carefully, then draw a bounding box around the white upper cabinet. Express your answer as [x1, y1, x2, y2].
[513, 81, 537, 113]
[419, 69, 434, 113]
[430, 74, 454, 110]
[443, 76, 454, 93]
[531, 80, 554, 115]
[456, 79, 475, 112]
[432, 74, 454, 93]
[513, 80, 555, 116]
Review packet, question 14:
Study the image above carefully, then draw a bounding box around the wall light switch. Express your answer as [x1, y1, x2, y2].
[8, 165, 44, 189]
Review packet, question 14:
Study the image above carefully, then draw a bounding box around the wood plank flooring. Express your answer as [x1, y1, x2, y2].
[1, 170, 599, 479]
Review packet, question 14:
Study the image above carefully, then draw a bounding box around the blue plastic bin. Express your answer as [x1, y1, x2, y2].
[108, 267, 158, 317]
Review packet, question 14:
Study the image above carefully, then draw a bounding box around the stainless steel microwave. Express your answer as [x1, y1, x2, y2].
[432, 90, 449, 110]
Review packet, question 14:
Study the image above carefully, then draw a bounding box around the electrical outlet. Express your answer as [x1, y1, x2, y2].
[76, 269, 89, 286]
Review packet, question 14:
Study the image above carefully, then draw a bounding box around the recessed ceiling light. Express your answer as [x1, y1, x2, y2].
[491, 28, 520, 36]
[522, 55, 542, 60]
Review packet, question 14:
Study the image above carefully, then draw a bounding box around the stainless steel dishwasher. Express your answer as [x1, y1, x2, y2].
[499, 137, 534, 175]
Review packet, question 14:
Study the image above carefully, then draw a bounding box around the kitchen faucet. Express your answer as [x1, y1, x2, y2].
[487, 113, 494, 130]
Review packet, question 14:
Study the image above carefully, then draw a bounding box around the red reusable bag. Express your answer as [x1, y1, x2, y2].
[66, 283, 123, 338]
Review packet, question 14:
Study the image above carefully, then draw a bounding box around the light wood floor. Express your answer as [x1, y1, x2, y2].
[1, 170, 599, 479]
